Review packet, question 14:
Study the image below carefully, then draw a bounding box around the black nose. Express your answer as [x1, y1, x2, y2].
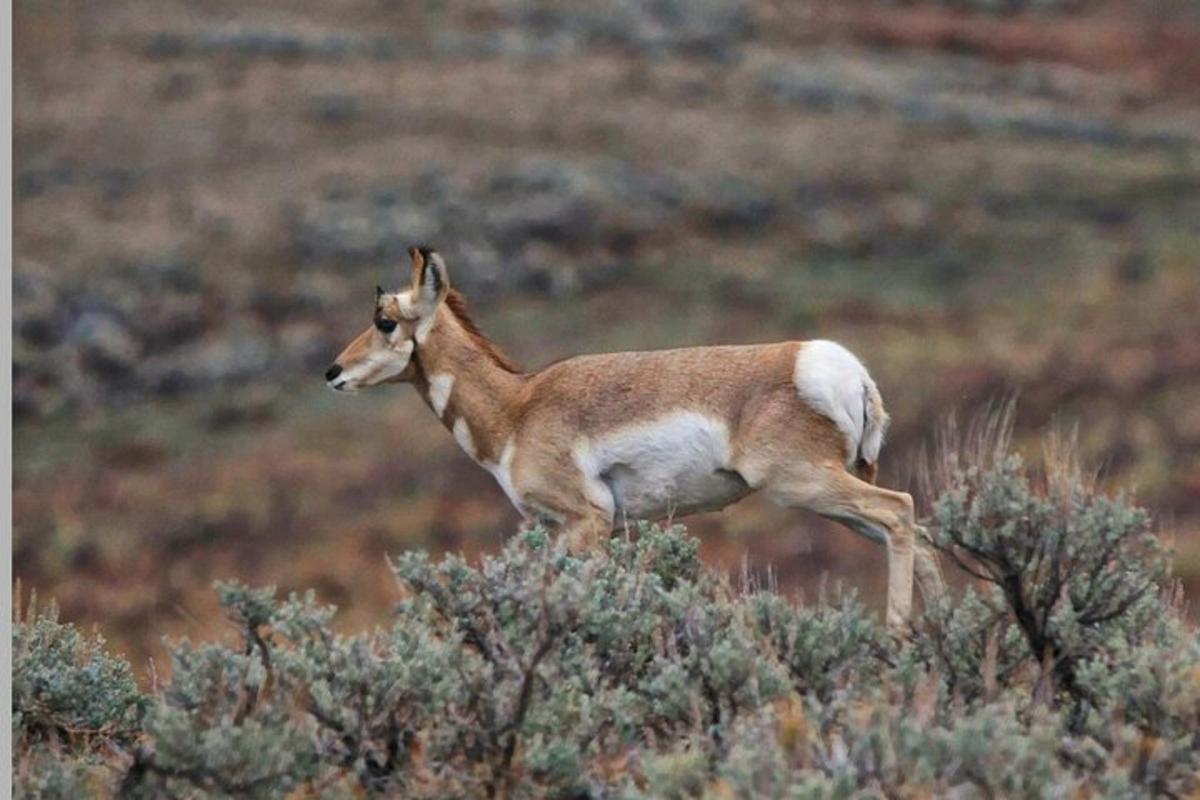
[325, 364, 343, 382]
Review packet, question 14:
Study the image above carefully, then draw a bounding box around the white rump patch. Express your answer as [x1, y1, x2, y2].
[793, 340, 877, 467]
[572, 411, 748, 520]
[428, 373, 454, 417]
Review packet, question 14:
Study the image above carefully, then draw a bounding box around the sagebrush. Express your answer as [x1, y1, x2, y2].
[13, 435, 1199, 798]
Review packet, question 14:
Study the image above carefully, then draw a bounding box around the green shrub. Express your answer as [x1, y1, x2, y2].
[389, 524, 792, 797]
[12, 596, 145, 799]
[12, 594, 144, 749]
[1072, 615, 1200, 796]
[13, 751, 113, 800]
[922, 425, 1168, 718]
[14, 432, 1200, 798]
[748, 590, 885, 701]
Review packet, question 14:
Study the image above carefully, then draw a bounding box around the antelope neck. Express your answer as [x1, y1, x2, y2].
[413, 312, 523, 464]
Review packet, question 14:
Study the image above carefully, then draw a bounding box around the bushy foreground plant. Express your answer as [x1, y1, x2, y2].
[13, 431, 1200, 798]
[13, 594, 145, 751]
[12, 594, 144, 799]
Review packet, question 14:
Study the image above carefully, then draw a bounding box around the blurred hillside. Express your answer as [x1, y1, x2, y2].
[14, 0, 1200, 670]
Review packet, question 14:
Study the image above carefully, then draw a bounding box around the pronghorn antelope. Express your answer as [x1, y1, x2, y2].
[327, 247, 944, 632]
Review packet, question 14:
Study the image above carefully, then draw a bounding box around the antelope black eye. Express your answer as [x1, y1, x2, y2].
[375, 317, 397, 334]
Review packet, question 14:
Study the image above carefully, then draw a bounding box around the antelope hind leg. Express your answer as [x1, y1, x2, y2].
[913, 530, 947, 608]
[764, 466, 918, 636]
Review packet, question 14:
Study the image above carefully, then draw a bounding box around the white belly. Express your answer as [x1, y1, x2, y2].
[573, 411, 750, 520]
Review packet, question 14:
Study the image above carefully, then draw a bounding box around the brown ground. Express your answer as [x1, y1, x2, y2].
[14, 0, 1200, 674]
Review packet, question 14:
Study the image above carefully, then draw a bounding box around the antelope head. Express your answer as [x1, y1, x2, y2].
[325, 246, 448, 391]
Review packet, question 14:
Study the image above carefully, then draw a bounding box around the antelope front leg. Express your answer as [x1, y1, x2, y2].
[556, 506, 614, 555]
[549, 503, 614, 554]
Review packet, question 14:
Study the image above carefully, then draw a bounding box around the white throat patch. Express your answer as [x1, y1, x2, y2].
[485, 438, 522, 512]
[428, 373, 455, 417]
[415, 313, 437, 344]
[452, 418, 477, 460]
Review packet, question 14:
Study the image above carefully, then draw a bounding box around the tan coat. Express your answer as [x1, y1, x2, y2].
[328, 248, 943, 633]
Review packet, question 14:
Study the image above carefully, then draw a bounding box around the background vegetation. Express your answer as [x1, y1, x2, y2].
[13, 0, 1200, 701]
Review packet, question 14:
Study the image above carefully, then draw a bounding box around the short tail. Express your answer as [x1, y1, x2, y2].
[854, 379, 889, 484]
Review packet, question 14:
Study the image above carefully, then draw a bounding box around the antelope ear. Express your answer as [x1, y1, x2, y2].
[409, 246, 448, 309]
[407, 246, 424, 286]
